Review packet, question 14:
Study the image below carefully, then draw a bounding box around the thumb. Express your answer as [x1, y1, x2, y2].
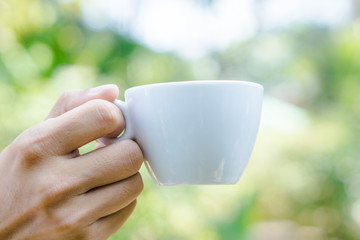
[46, 84, 119, 120]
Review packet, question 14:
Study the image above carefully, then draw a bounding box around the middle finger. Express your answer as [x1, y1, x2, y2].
[66, 140, 143, 193]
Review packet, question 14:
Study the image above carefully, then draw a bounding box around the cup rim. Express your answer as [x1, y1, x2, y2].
[125, 80, 263, 93]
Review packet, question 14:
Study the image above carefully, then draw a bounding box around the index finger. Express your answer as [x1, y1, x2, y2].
[23, 99, 125, 157]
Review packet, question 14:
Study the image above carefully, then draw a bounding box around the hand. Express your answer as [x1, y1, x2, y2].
[0, 85, 144, 240]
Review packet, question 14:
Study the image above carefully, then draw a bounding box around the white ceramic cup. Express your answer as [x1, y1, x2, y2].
[101, 81, 263, 186]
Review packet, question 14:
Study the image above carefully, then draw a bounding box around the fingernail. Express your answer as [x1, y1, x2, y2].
[88, 85, 112, 95]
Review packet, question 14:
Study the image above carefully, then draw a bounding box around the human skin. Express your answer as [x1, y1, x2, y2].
[0, 85, 144, 240]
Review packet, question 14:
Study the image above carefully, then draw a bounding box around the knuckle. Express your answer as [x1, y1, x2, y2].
[38, 178, 75, 206]
[91, 100, 120, 130]
[122, 140, 143, 171]
[59, 90, 77, 102]
[12, 125, 52, 164]
[56, 214, 86, 233]
[128, 173, 144, 195]
[39, 209, 87, 237]
[65, 213, 86, 229]
[55, 217, 74, 232]
[39, 185, 61, 204]
[35, 189, 57, 211]
[120, 173, 143, 197]
[12, 131, 35, 157]
[58, 90, 81, 112]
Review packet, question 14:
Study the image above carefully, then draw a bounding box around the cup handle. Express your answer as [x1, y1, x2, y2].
[99, 100, 135, 145]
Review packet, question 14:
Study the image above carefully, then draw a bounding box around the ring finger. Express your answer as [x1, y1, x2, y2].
[72, 173, 143, 225]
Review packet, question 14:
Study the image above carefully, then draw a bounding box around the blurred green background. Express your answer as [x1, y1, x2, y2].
[1, 0, 360, 239]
